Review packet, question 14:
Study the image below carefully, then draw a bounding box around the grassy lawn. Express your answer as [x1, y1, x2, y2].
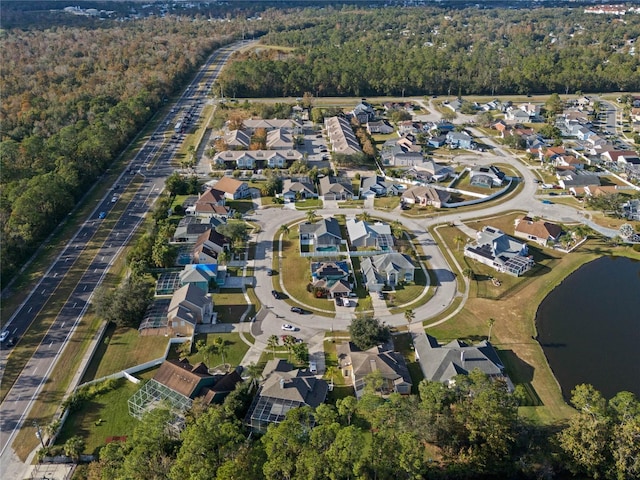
[226, 198, 256, 214]
[82, 325, 169, 382]
[295, 198, 323, 210]
[213, 289, 252, 323]
[55, 378, 142, 455]
[168, 332, 249, 369]
[373, 196, 401, 210]
[278, 231, 336, 313]
[338, 199, 365, 208]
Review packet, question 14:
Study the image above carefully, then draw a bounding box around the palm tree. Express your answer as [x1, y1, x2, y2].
[454, 235, 466, 251]
[279, 224, 290, 237]
[245, 362, 263, 391]
[487, 318, 495, 342]
[306, 210, 318, 223]
[267, 335, 279, 359]
[213, 336, 227, 367]
[404, 309, 416, 325]
[391, 220, 404, 239]
[462, 267, 474, 280]
[283, 335, 296, 361]
[325, 366, 341, 390]
[358, 211, 372, 223]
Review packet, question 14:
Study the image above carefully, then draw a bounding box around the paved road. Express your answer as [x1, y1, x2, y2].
[0, 39, 253, 480]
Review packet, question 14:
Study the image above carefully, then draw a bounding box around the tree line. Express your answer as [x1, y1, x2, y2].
[72, 378, 639, 480]
[0, 18, 240, 287]
[216, 6, 640, 99]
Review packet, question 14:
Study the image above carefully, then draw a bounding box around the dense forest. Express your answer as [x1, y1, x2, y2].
[0, 17, 242, 286]
[216, 7, 640, 98]
[69, 378, 640, 480]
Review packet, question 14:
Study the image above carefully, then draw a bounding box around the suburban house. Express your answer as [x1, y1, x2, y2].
[505, 108, 531, 124]
[213, 149, 302, 170]
[325, 116, 363, 156]
[601, 150, 640, 167]
[446, 131, 474, 149]
[310, 261, 352, 299]
[553, 154, 585, 171]
[212, 177, 250, 200]
[367, 119, 394, 135]
[346, 218, 395, 250]
[281, 178, 317, 203]
[299, 217, 343, 252]
[406, 160, 454, 183]
[469, 165, 506, 188]
[128, 359, 243, 420]
[350, 101, 376, 124]
[401, 185, 451, 208]
[464, 226, 534, 276]
[427, 134, 448, 148]
[359, 175, 403, 198]
[514, 216, 563, 247]
[623, 199, 640, 221]
[556, 171, 601, 189]
[190, 188, 229, 219]
[245, 359, 328, 433]
[445, 98, 463, 112]
[172, 216, 224, 243]
[319, 175, 354, 201]
[166, 283, 214, 337]
[192, 228, 229, 264]
[179, 263, 225, 292]
[336, 341, 412, 398]
[380, 138, 424, 167]
[412, 333, 511, 389]
[360, 252, 416, 291]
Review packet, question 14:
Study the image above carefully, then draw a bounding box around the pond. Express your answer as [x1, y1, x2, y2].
[536, 255, 640, 400]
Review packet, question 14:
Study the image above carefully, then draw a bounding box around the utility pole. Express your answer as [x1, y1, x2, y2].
[33, 420, 45, 449]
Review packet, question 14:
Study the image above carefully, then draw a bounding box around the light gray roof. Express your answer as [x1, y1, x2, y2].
[299, 217, 342, 241]
[260, 359, 328, 407]
[346, 218, 393, 246]
[413, 333, 505, 383]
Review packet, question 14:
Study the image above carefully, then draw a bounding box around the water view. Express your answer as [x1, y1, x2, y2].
[536, 256, 640, 400]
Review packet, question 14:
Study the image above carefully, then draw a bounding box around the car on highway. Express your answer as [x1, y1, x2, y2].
[0, 330, 10, 343]
[267, 269, 273, 276]
[111, 196, 118, 203]
[7, 336, 18, 347]
[98, 211, 106, 219]
[290, 307, 304, 314]
[281, 324, 296, 331]
[272, 290, 282, 299]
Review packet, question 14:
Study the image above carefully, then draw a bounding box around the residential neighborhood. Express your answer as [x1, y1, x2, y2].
[3, 33, 640, 480]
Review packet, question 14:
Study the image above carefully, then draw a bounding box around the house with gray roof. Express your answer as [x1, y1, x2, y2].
[380, 140, 424, 167]
[401, 185, 451, 208]
[281, 178, 317, 203]
[360, 253, 416, 291]
[412, 333, 511, 390]
[325, 116, 362, 156]
[299, 217, 343, 253]
[346, 218, 395, 250]
[310, 261, 352, 299]
[166, 283, 214, 337]
[245, 359, 328, 433]
[469, 165, 505, 188]
[337, 341, 412, 398]
[464, 226, 534, 276]
[172, 216, 224, 243]
[224, 129, 251, 148]
[359, 175, 403, 198]
[557, 171, 601, 189]
[367, 119, 394, 134]
[446, 131, 474, 149]
[319, 175, 354, 201]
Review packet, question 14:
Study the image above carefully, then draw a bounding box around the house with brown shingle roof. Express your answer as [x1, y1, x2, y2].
[192, 228, 229, 264]
[401, 185, 451, 208]
[336, 341, 412, 398]
[128, 359, 243, 420]
[513, 216, 563, 247]
[213, 177, 251, 200]
[192, 188, 232, 219]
